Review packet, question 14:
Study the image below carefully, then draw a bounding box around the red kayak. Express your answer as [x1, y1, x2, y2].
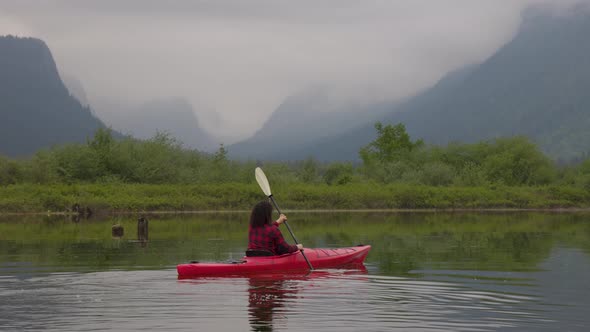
[177, 245, 371, 278]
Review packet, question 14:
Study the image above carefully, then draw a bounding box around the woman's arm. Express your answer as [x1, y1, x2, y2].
[272, 227, 300, 254]
[275, 214, 287, 225]
[272, 214, 287, 227]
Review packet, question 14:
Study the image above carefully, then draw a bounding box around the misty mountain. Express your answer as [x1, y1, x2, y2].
[61, 74, 90, 107]
[283, 9, 590, 161]
[95, 98, 218, 151]
[0, 35, 109, 157]
[228, 91, 392, 160]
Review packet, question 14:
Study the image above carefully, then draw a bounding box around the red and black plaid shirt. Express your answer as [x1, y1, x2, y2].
[248, 222, 298, 255]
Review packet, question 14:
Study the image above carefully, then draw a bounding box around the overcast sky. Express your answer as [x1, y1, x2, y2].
[0, 0, 586, 141]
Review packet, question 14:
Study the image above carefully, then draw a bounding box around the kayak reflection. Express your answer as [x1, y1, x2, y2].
[248, 276, 293, 331]
[247, 267, 368, 332]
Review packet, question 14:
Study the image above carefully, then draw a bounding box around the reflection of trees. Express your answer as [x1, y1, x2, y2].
[2, 213, 590, 274]
[373, 230, 558, 275]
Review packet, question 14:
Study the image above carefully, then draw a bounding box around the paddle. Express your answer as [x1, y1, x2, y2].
[255, 167, 313, 270]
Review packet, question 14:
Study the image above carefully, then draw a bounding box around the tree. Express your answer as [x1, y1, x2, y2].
[323, 163, 354, 185]
[360, 122, 424, 165]
[0, 157, 21, 185]
[88, 127, 115, 177]
[298, 157, 319, 183]
[482, 137, 555, 185]
[213, 144, 228, 166]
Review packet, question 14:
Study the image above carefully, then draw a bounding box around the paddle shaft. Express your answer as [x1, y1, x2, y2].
[268, 195, 313, 270]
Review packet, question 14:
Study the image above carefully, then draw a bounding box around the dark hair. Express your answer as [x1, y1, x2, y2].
[250, 200, 273, 228]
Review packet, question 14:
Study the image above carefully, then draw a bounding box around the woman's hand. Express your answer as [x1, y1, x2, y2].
[296, 244, 304, 251]
[276, 214, 287, 225]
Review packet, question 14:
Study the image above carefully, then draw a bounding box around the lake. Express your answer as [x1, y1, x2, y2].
[1, 212, 589, 331]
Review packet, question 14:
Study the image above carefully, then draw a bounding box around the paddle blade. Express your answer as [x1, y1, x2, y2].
[255, 167, 272, 196]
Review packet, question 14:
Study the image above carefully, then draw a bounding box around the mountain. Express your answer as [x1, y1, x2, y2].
[61, 75, 218, 151]
[95, 97, 218, 151]
[287, 8, 590, 161]
[228, 91, 393, 160]
[61, 74, 90, 107]
[0, 35, 109, 157]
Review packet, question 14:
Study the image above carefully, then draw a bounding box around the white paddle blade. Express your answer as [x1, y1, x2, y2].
[255, 167, 272, 196]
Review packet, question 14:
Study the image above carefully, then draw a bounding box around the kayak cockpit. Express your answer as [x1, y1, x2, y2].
[245, 249, 275, 257]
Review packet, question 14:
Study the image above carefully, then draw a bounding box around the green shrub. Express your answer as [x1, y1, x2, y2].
[323, 163, 354, 185]
[420, 162, 455, 186]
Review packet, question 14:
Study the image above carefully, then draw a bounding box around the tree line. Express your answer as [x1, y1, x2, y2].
[1, 124, 590, 190]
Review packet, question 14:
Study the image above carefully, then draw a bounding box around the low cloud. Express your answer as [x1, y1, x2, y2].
[1, 0, 588, 140]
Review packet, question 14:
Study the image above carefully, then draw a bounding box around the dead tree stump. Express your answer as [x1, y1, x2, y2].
[112, 224, 124, 238]
[138, 217, 149, 242]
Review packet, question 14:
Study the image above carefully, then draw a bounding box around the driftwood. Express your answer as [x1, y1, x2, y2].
[71, 203, 92, 219]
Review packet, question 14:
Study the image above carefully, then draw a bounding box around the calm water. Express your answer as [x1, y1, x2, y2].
[0, 212, 589, 331]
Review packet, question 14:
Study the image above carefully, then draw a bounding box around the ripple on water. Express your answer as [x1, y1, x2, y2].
[0, 267, 577, 331]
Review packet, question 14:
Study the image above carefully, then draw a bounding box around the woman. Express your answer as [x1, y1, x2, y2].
[248, 200, 303, 255]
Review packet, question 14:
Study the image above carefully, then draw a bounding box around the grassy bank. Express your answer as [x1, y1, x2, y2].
[0, 183, 589, 213]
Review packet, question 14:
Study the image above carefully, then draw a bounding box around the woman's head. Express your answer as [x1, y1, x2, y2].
[250, 200, 273, 227]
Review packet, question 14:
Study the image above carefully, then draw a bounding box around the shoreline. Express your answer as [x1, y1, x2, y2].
[2, 207, 590, 217]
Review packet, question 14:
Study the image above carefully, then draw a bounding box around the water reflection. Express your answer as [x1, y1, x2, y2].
[70, 203, 93, 223]
[248, 277, 292, 331]
[1, 212, 590, 330]
[2, 212, 590, 276]
[246, 268, 369, 331]
[241, 266, 552, 331]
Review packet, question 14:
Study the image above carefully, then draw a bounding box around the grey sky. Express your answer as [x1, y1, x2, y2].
[0, 0, 586, 141]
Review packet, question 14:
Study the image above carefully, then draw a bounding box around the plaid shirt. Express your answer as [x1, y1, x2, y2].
[248, 222, 298, 255]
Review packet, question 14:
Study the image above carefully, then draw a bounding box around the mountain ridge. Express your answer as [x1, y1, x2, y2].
[0, 35, 110, 157]
[227, 91, 393, 160]
[94, 97, 219, 152]
[255, 9, 590, 161]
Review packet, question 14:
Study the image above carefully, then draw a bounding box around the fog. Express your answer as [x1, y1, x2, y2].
[0, 0, 586, 142]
